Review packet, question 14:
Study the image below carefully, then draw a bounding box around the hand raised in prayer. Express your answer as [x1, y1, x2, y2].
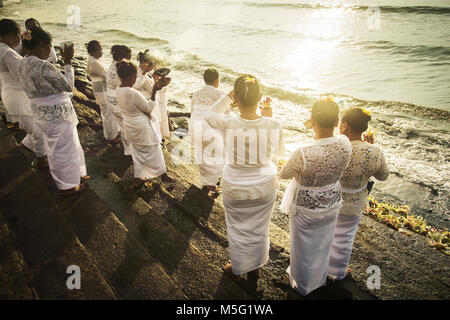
[61, 43, 74, 66]
[260, 105, 272, 117]
[228, 89, 239, 109]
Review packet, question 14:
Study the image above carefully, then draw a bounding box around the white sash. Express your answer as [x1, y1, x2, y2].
[280, 180, 341, 214]
[341, 185, 367, 194]
[30, 92, 73, 106]
[223, 163, 277, 187]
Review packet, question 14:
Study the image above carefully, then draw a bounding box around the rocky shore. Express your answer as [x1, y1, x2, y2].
[0, 55, 448, 300]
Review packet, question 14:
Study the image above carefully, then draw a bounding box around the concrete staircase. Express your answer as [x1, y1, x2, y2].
[0, 119, 375, 300]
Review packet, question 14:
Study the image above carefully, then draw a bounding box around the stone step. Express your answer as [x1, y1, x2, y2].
[47, 186, 187, 300]
[84, 147, 251, 299]
[0, 208, 36, 299]
[5, 123, 187, 300]
[0, 121, 116, 299]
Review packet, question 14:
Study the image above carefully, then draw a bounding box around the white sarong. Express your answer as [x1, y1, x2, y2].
[107, 88, 130, 154]
[328, 213, 362, 280]
[38, 120, 87, 190]
[91, 75, 118, 141]
[282, 181, 342, 296]
[122, 114, 166, 179]
[1, 85, 45, 157]
[327, 185, 366, 280]
[17, 115, 46, 157]
[189, 104, 225, 187]
[222, 165, 278, 275]
[130, 143, 166, 179]
[31, 94, 87, 190]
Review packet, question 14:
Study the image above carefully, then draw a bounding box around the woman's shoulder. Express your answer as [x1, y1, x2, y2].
[261, 117, 282, 128]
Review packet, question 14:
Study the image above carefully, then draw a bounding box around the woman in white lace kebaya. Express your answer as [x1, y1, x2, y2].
[115, 61, 175, 184]
[86, 40, 114, 141]
[328, 108, 389, 280]
[280, 98, 352, 296]
[106, 45, 132, 154]
[18, 27, 88, 195]
[0, 19, 47, 167]
[205, 75, 285, 278]
[190, 68, 226, 194]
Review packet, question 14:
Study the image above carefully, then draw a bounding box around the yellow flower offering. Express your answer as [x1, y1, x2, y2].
[362, 108, 372, 116]
[366, 125, 377, 139]
[261, 96, 272, 109]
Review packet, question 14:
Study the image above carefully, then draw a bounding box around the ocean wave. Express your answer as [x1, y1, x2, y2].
[245, 2, 450, 15]
[98, 29, 169, 46]
[342, 40, 450, 61]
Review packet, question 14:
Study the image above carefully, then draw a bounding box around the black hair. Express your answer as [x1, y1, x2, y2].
[0, 19, 21, 37]
[22, 27, 52, 50]
[25, 18, 40, 30]
[311, 99, 339, 128]
[86, 40, 101, 54]
[111, 45, 131, 62]
[234, 74, 261, 108]
[117, 60, 137, 80]
[203, 67, 219, 84]
[137, 49, 153, 66]
[342, 107, 372, 133]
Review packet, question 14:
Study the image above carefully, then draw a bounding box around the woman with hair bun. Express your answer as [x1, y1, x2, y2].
[115, 60, 175, 184]
[106, 44, 132, 153]
[86, 40, 113, 141]
[279, 98, 352, 296]
[205, 74, 285, 279]
[328, 108, 389, 281]
[0, 18, 47, 167]
[18, 27, 88, 195]
[134, 49, 154, 99]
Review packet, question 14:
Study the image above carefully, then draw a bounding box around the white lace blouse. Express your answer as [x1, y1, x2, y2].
[191, 85, 225, 112]
[339, 140, 390, 215]
[87, 55, 107, 95]
[18, 55, 77, 124]
[106, 61, 120, 93]
[280, 135, 352, 211]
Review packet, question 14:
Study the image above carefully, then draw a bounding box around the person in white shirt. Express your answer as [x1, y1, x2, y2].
[18, 27, 88, 195]
[106, 45, 131, 154]
[133, 50, 155, 100]
[205, 74, 285, 279]
[279, 98, 352, 296]
[86, 40, 116, 141]
[115, 60, 175, 184]
[0, 19, 47, 167]
[328, 108, 389, 281]
[190, 68, 226, 195]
